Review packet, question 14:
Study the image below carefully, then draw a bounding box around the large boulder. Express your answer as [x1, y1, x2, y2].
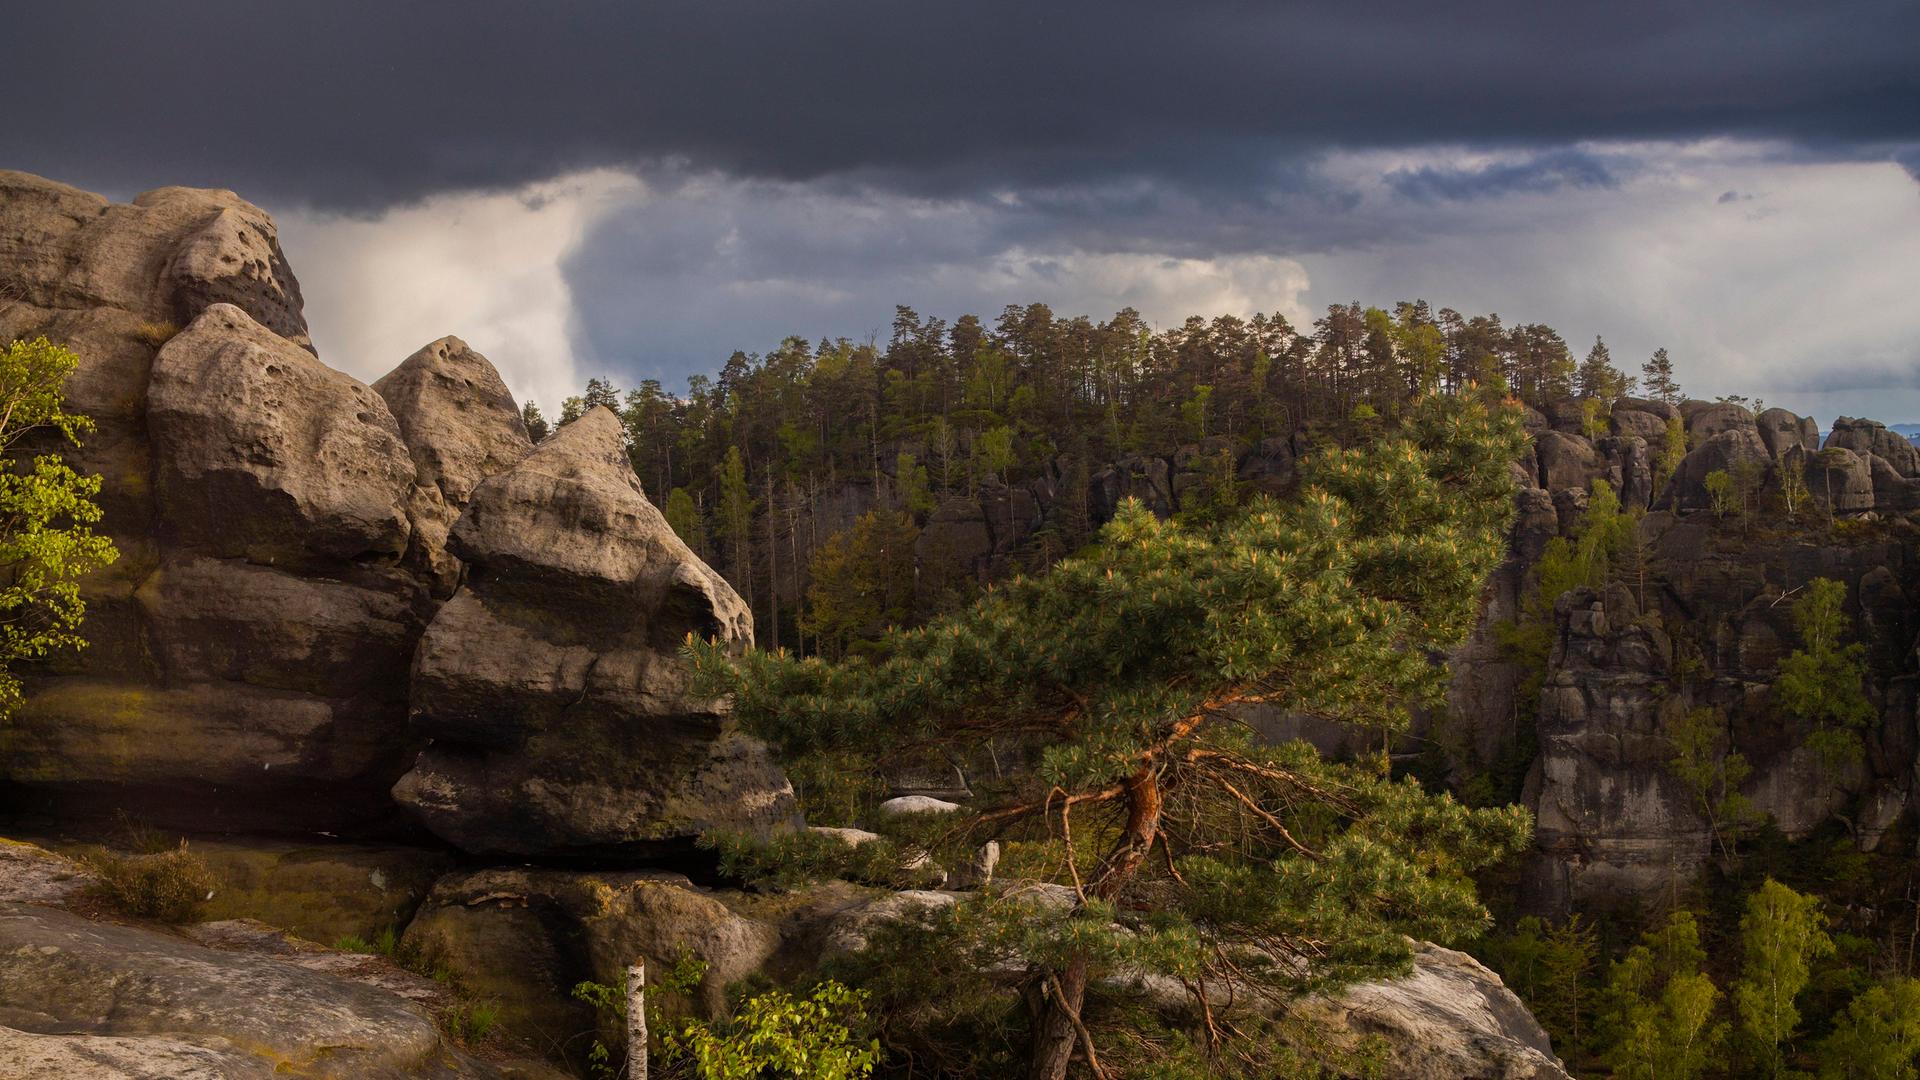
[0, 171, 308, 347]
[1658, 428, 1769, 513]
[1756, 408, 1819, 458]
[1683, 401, 1757, 444]
[374, 337, 533, 592]
[1090, 454, 1175, 519]
[401, 868, 789, 1051]
[148, 304, 416, 567]
[1297, 943, 1570, 1079]
[0, 903, 502, 1079]
[1827, 416, 1920, 477]
[1792, 445, 1876, 515]
[392, 408, 793, 855]
[1869, 452, 1920, 513]
[1534, 430, 1602, 493]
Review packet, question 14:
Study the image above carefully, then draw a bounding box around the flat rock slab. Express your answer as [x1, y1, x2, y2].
[0, 903, 492, 1078]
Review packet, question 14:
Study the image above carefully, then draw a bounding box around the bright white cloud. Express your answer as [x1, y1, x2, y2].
[276, 169, 642, 410]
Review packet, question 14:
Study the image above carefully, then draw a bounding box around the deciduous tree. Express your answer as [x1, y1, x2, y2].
[0, 337, 119, 717]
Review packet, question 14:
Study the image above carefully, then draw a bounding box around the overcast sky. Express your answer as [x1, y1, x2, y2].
[8, 1, 1918, 421]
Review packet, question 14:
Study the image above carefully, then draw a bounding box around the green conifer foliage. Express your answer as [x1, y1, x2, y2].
[690, 389, 1532, 1078]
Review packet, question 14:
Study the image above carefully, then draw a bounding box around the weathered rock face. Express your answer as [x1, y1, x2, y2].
[1520, 513, 1912, 910]
[0, 903, 504, 1079]
[392, 408, 795, 855]
[0, 176, 438, 833]
[374, 336, 534, 593]
[1535, 430, 1601, 493]
[192, 838, 454, 945]
[2, 173, 785, 850]
[149, 304, 416, 566]
[1828, 416, 1920, 477]
[1659, 427, 1770, 513]
[1757, 407, 1819, 458]
[1299, 943, 1570, 1080]
[400, 867, 810, 1052]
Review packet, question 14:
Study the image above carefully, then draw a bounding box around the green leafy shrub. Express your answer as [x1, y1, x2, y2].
[662, 980, 879, 1080]
[86, 840, 216, 923]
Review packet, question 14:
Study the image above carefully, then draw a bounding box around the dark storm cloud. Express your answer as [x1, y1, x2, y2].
[6, 0, 1917, 209]
[1386, 149, 1620, 203]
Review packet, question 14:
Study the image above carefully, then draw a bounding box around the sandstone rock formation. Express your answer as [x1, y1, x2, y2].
[399, 866, 839, 1050]
[374, 336, 534, 592]
[0, 176, 435, 833]
[392, 407, 795, 855]
[1299, 943, 1570, 1080]
[0, 173, 786, 852]
[0, 902, 508, 1079]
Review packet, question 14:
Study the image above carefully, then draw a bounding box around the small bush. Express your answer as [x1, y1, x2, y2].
[87, 840, 216, 922]
[133, 321, 181, 347]
[662, 979, 880, 1080]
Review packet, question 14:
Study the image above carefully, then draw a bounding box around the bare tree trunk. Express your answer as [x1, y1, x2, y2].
[764, 469, 779, 651]
[626, 959, 647, 1080]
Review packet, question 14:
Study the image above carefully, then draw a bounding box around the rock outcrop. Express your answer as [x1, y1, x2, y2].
[1437, 397, 1920, 911]
[1300, 943, 1570, 1080]
[0, 175, 435, 833]
[0, 903, 505, 1079]
[398, 867, 847, 1052]
[392, 408, 795, 855]
[374, 336, 534, 593]
[0, 173, 786, 851]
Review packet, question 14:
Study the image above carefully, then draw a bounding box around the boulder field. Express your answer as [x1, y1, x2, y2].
[0, 170, 797, 852]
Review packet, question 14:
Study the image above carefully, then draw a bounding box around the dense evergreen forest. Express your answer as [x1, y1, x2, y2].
[544, 300, 1671, 655]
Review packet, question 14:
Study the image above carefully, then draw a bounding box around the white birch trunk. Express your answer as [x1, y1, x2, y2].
[626, 959, 647, 1080]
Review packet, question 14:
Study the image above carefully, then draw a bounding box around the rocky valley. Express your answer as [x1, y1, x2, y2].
[0, 172, 1916, 1080]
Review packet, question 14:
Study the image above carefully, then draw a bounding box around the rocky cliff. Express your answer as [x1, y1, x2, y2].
[0, 171, 796, 853]
[1444, 397, 1920, 911]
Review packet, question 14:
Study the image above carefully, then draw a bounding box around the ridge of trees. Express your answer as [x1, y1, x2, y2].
[546, 300, 1668, 651]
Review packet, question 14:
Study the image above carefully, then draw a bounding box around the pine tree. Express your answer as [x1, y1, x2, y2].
[716, 446, 757, 608]
[1734, 879, 1835, 1078]
[691, 389, 1533, 1078]
[1641, 348, 1683, 405]
[520, 400, 550, 442]
[664, 486, 708, 558]
[800, 510, 920, 660]
[1575, 336, 1634, 402]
